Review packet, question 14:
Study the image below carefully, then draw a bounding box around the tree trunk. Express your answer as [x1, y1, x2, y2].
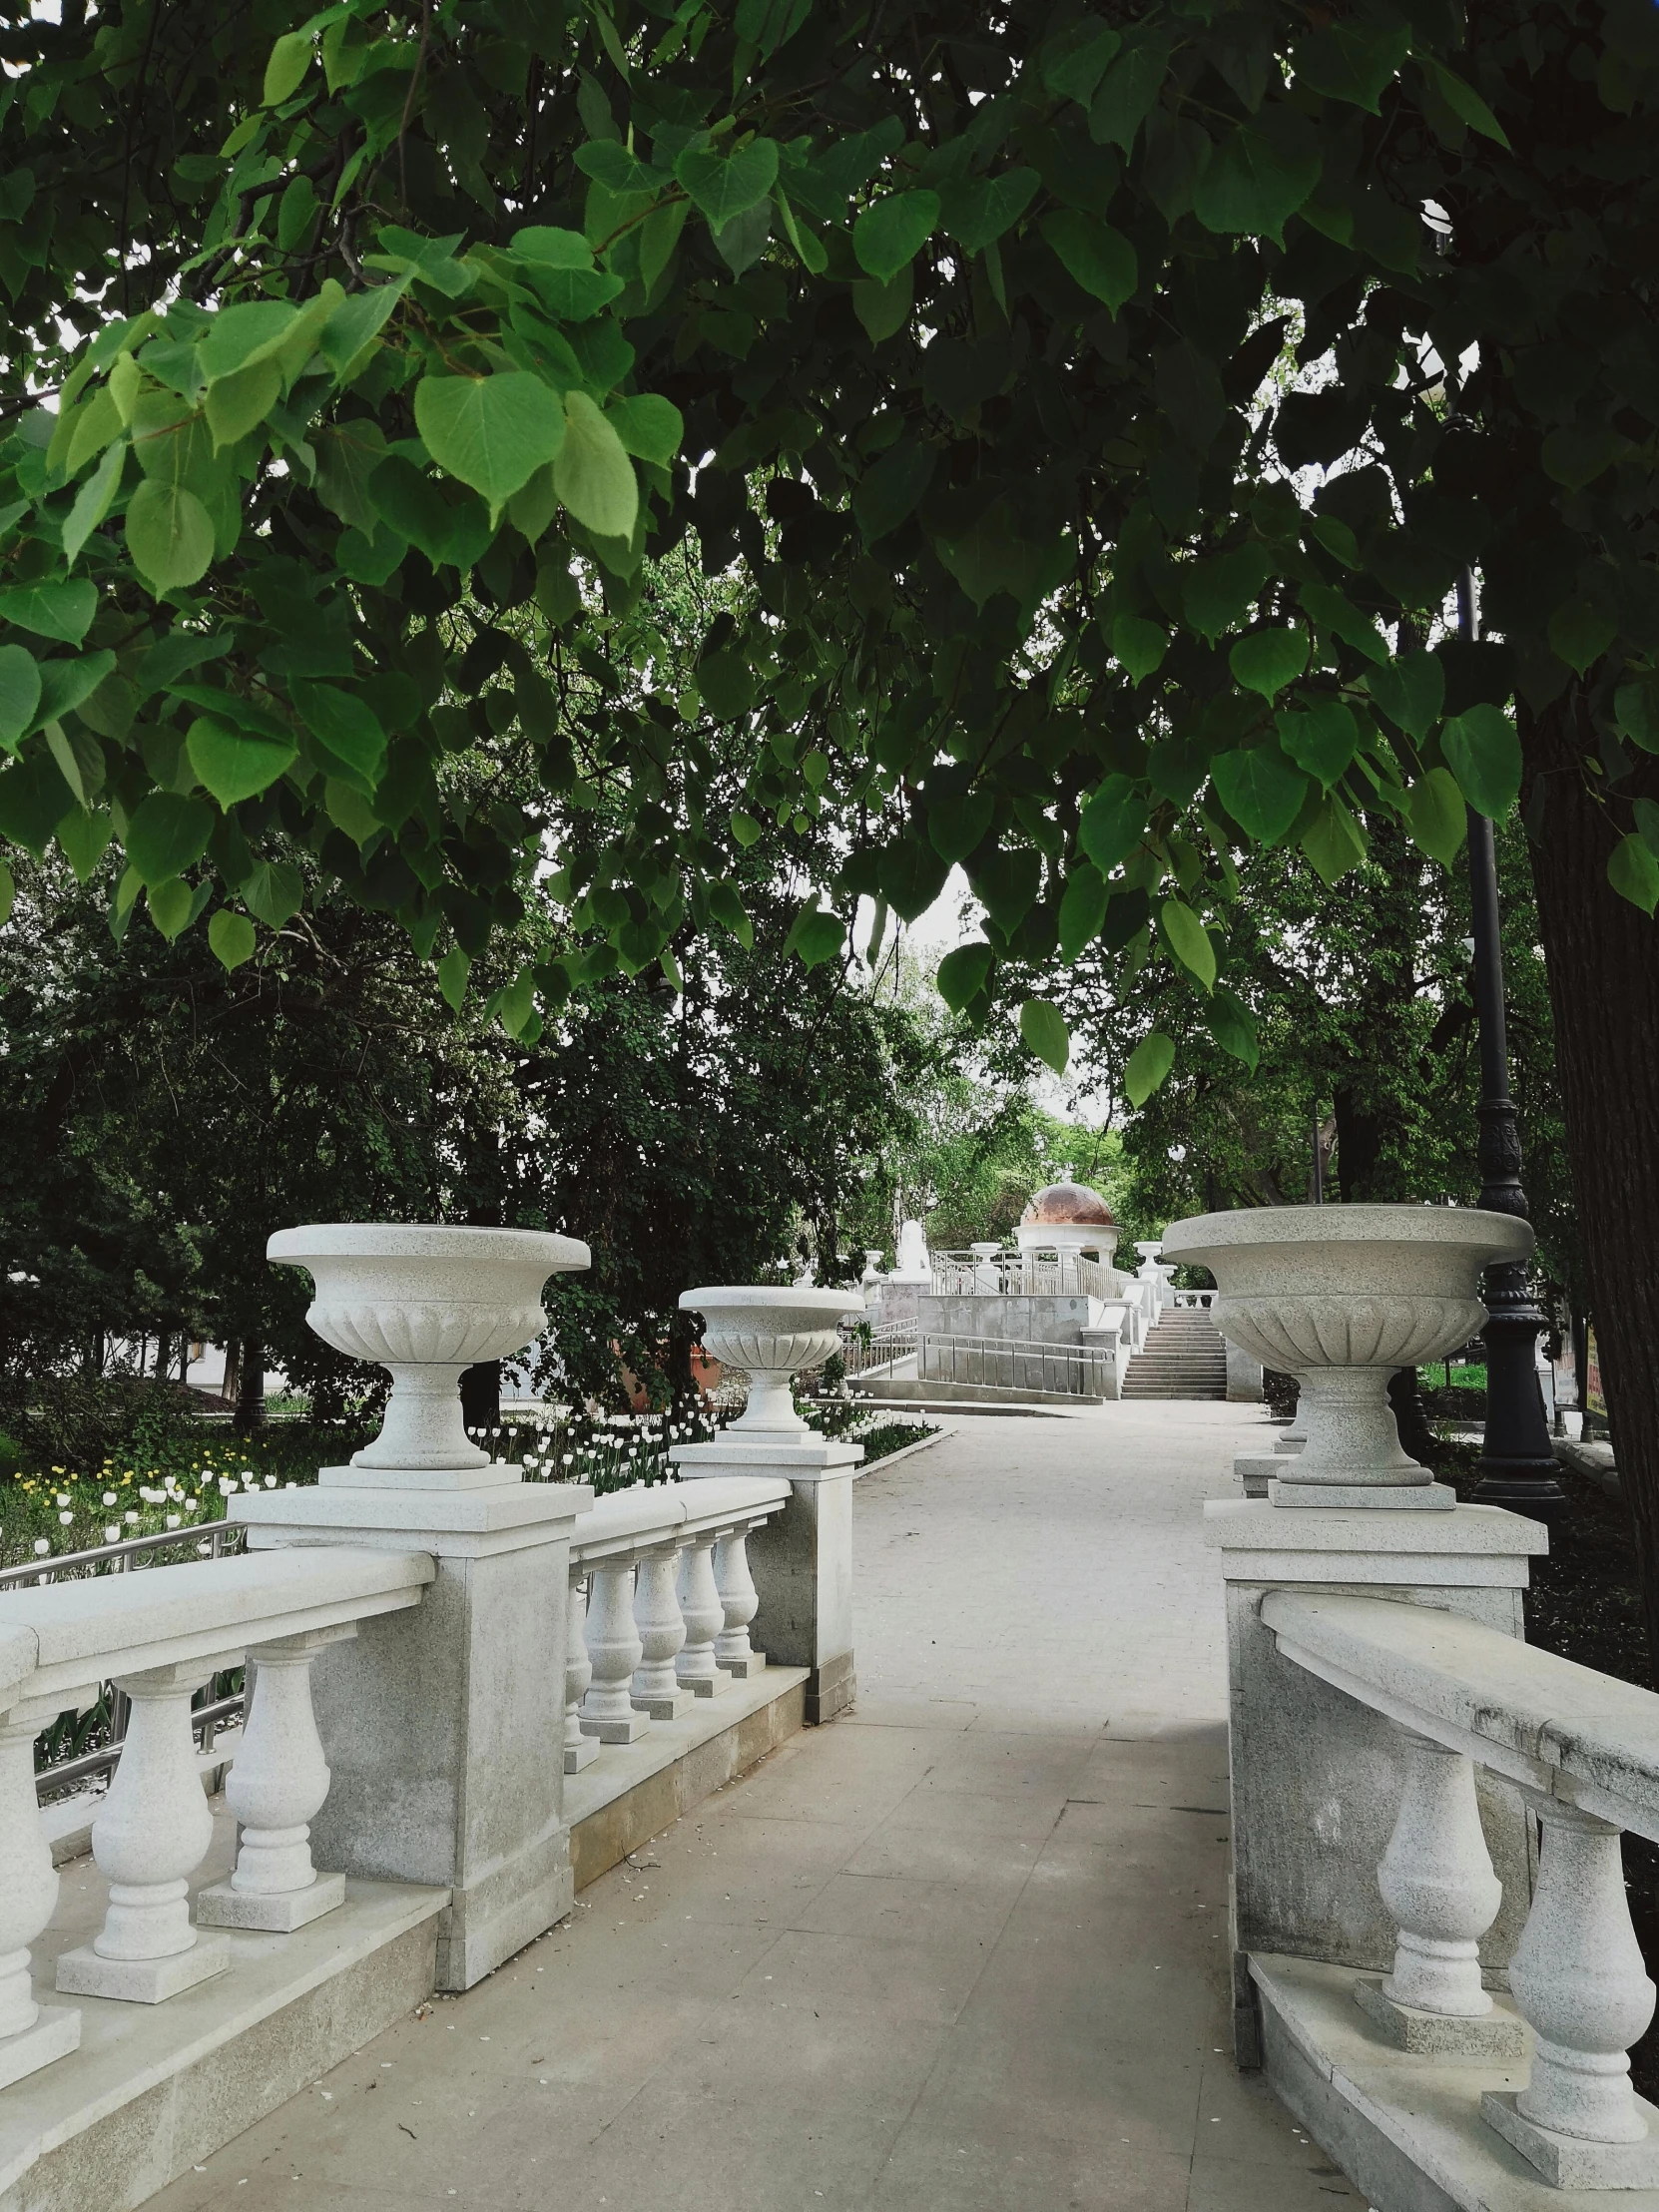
[235, 1340, 267, 1431]
[460, 1361, 501, 1437]
[1522, 691, 1659, 1655]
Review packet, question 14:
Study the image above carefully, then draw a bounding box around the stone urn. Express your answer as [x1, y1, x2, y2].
[1160, 1205, 1532, 1507]
[269, 1224, 590, 1483]
[678, 1286, 867, 1434]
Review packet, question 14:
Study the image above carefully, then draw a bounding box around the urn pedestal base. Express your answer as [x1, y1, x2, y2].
[1270, 1477, 1456, 1512]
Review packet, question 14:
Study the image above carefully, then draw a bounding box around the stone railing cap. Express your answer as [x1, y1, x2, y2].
[1202, 1496, 1546, 1553]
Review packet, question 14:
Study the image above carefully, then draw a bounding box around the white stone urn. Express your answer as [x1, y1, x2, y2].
[679, 1286, 867, 1434]
[270, 1224, 590, 1481]
[1160, 1205, 1532, 1507]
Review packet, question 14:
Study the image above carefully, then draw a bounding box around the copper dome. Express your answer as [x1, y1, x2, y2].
[1020, 1181, 1116, 1228]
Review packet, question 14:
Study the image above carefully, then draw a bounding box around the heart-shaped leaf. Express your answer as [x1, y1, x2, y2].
[208, 907, 257, 969]
[937, 940, 995, 1011]
[1058, 863, 1109, 959]
[1159, 897, 1217, 991]
[1404, 767, 1467, 867]
[675, 140, 781, 227]
[1039, 211, 1138, 313]
[0, 578, 98, 645]
[553, 390, 639, 540]
[415, 372, 568, 521]
[1211, 742, 1309, 841]
[1441, 704, 1521, 819]
[852, 191, 940, 283]
[187, 716, 297, 807]
[1079, 776, 1148, 875]
[128, 791, 214, 885]
[1230, 626, 1309, 700]
[1124, 1031, 1176, 1107]
[1019, 999, 1070, 1075]
[0, 645, 41, 752]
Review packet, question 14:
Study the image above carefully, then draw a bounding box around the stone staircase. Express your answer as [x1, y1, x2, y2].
[1121, 1306, 1228, 1399]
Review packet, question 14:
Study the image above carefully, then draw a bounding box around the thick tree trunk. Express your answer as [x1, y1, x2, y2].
[1521, 693, 1659, 1656]
[460, 1361, 502, 1436]
[235, 1340, 267, 1431]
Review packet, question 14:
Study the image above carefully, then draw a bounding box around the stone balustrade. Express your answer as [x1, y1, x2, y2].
[0, 1546, 431, 2083]
[1235, 1560, 1659, 2190]
[566, 1477, 791, 1765]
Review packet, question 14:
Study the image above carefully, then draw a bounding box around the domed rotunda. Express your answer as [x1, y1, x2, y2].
[1015, 1179, 1121, 1274]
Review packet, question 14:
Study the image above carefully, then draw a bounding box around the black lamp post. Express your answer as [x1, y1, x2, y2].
[1456, 570, 1566, 1522]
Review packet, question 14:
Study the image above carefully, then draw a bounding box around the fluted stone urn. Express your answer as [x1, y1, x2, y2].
[270, 1224, 590, 1486]
[680, 1286, 867, 1433]
[1161, 1205, 1532, 1507]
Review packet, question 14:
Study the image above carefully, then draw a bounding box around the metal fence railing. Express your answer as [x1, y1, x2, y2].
[916, 1333, 1113, 1398]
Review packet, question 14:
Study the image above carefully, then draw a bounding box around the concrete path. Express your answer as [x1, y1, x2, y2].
[149, 1403, 1365, 2212]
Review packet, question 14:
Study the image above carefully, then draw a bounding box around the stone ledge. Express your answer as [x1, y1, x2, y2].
[1253, 1950, 1659, 2212]
[0, 1822, 445, 2212]
[567, 1666, 808, 1892]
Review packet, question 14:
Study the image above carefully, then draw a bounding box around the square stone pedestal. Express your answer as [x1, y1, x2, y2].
[1481, 2088, 1659, 2186]
[197, 1869, 347, 1933]
[565, 1733, 600, 1775]
[671, 1433, 864, 1725]
[720, 1649, 766, 1680]
[57, 1933, 230, 2004]
[1269, 1476, 1456, 1511]
[634, 1684, 696, 1722]
[0, 2004, 79, 2089]
[232, 1475, 594, 1990]
[1353, 1974, 1525, 2058]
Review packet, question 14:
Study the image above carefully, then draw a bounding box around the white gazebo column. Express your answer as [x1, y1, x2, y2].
[236, 1221, 596, 1992]
[564, 1568, 598, 1774]
[198, 1625, 355, 1932]
[1481, 1795, 1659, 2186]
[713, 1523, 765, 1678]
[631, 1542, 694, 1720]
[57, 1662, 233, 2002]
[0, 1704, 80, 2081]
[1354, 1729, 1520, 2055]
[676, 1532, 732, 1698]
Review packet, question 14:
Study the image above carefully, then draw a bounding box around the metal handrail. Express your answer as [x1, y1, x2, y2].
[0, 1519, 245, 1590]
[916, 1331, 1113, 1397]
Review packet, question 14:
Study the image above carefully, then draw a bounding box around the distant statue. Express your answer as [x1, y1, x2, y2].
[860, 1249, 885, 1288]
[891, 1220, 931, 1283]
[793, 1257, 818, 1287]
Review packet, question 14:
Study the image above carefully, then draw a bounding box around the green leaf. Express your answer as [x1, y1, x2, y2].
[1441, 704, 1521, 819]
[852, 191, 940, 283]
[730, 809, 763, 847]
[1614, 675, 1659, 754]
[1039, 211, 1137, 313]
[365, 227, 472, 298]
[208, 907, 257, 969]
[1206, 986, 1259, 1072]
[263, 28, 312, 105]
[0, 858, 11, 927]
[1078, 775, 1148, 875]
[127, 791, 214, 885]
[707, 879, 754, 948]
[146, 876, 196, 939]
[1042, 19, 1122, 104]
[56, 806, 113, 882]
[937, 940, 994, 1011]
[204, 357, 281, 450]
[290, 680, 386, 790]
[553, 390, 638, 541]
[1230, 627, 1309, 700]
[1058, 862, 1109, 959]
[789, 906, 846, 969]
[36, 648, 116, 733]
[238, 857, 302, 928]
[1183, 545, 1272, 642]
[367, 457, 491, 571]
[1365, 650, 1444, 740]
[415, 373, 568, 523]
[1608, 832, 1659, 916]
[606, 393, 684, 467]
[1089, 30, 1175, 154]
[63, 439, 126, 566]
[938, 169, 1039, 256]
[1123, 1031, 1176, 1107]
[197, 301, 301, 384]
[278, 174, 318, 252]
[1547, 596, 1616, 676]
[1540, 422, 1619, 492]
[1112, 614, 1168, 682]
[1193, 122, 1321, 246]
[1159, 896, 1216, 991]
[853, 440, 937, 542]
[126, 479, 216, 594]
[1293, 21, 1410, 114]
[576, 142, 663, 197]
[1301, 794, 1369, 883]
[319, 281, 407, 380]
[1300, 579, 1389, 665]
[1421, 59, 1511, 149]
[697, 648, 755, 720]
[187, 716, 297, 807]
[0, 646, 41, 752]
[1404, 767, 1467, 868]
[715, 202, 776, 278]
[674, 140, 780, 227]
[0, 578, 97, 645]
[1276, 700, 1359, 787]
[852, 266, 912, 343]
[1019, 999, 1070, 1075]
[927, 791, 993, 864]
[437, 945, 471, 1009]
[0, 753, 74, 855]
[735, 0, 812, 59]
[1211, 742, 1309, 841]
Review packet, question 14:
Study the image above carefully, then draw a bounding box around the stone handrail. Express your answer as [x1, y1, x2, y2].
[1261, 1586, 1659, 2182]
[566, 1476, 791, 1767]
[0, 1545, 432, 2074]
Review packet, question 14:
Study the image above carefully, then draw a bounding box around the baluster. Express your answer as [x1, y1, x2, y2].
[579, 1556, 649, 1743]
[676, 1532, 731, 1698]
[632, 1542, 694, 1720]
[713, 1521, 765, 1678]
[1481, 1794, 1659, 2186]
[564, 1567, 598, 1774]
[56, 1662, 232, 2003]
[0, 1712, 80, 2083]
[197, 1627, 352, 1932]
[1355, 1732, 1519, 2054]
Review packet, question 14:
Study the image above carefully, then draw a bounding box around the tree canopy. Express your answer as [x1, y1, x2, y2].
[0, 0, 1653, 1087]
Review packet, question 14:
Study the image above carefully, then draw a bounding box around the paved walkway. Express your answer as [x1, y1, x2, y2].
[151, 1403, 1363, 2212]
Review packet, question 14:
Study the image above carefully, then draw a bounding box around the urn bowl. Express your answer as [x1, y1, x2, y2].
[680, 1286, 867, 1433]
